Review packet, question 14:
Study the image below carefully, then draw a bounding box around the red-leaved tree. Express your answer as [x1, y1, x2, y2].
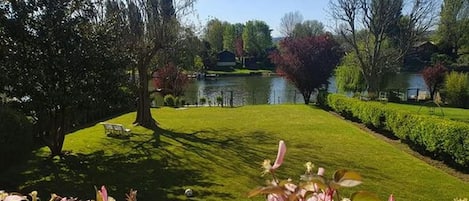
[421, 63, 448, 100]
[235, 37, 244, 58]
[269, 34, 343, 104]
[153, 63, 189, 97]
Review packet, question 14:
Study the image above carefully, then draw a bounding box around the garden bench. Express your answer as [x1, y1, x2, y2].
[100, 122, 131, 137]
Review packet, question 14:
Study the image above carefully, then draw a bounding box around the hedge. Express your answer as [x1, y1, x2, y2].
[326, 94, 469, 168]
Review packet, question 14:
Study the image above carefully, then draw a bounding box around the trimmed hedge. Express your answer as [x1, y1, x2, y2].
[327, 94, 469, 168]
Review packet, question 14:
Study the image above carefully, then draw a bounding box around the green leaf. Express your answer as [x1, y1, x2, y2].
[247, 186, 285, 198]
[350, 191, 381, 201]
[332, 169, 363, 188]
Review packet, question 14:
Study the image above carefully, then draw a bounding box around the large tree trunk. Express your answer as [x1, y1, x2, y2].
[134, 63, 157, 129]
[42, 108, 66, 157]
[302, 91, 312, 104]
[365, 73, 381, 99]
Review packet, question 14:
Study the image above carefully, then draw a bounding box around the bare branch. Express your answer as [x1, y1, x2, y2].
[279, 11, 303, 37]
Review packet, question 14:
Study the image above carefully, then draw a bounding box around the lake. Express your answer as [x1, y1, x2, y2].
[155, 73, 427, 106]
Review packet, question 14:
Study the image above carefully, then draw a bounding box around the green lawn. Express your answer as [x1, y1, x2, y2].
[1, 105, 468, 200]
[383, 102, 469, 122]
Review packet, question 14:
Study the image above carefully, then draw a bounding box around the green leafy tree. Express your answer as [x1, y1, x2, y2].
[444, 71, 469, 107]
[233, 23, 244, 38]
[292, 20, 325, 38]
[242, 20, 273, 57]
[193, 55, 204, 72]
[126, 0, 195, 128]
[435, 0, 469, 58]
[335, 52, 366, 93]
[204, 18, 225, 52]
[0, 0, 131, 155]
[330, 0, 436, 96]
[223, 23, 235, 52]
[169, 27, 202, 70]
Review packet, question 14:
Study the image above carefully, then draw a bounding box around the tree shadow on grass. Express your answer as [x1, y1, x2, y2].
[1, 127, 278, 200]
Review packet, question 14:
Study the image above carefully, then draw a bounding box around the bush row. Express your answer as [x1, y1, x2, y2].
[326, 94, 469, 168]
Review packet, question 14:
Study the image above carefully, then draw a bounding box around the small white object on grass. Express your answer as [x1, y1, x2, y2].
[184, 188, 193, 197]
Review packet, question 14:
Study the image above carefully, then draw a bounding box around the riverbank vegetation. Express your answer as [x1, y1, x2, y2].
[1, 105, 469, 200]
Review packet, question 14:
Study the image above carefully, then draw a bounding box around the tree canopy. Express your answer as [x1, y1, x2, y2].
[242, 20, 273, 57]
[0, 0, 132, 155]
[270, 34, 343, 104]
[435, 0, 469, 58]
[330, 0, 437, 96]
[421, 63, 448, 100]
[292, 20, 325, 38]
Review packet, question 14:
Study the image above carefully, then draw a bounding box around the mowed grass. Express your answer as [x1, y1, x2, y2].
[384, 102, 469, 122]
[1, 105, 469, 200]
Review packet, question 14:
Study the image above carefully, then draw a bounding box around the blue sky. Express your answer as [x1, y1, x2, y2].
[189, 0, 332, 37]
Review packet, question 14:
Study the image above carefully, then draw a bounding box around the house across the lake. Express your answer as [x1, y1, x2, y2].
[216, 50, 236, 67]
[404, 41, 438, 70]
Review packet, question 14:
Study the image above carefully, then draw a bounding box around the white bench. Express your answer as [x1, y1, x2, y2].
[100, 122, 131, 137]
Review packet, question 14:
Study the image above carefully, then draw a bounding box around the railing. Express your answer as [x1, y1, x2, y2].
[152, 89, 317, 107]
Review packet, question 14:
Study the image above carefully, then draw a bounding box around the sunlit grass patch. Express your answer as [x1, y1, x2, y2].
[1, 105, 468, 200]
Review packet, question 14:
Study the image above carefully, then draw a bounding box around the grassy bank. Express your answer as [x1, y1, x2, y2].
[384, 102, 469, 123]
[1, 105, 468, 200]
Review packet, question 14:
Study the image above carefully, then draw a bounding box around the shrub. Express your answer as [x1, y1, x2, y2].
[179, 98, 186, 106]
[444, 72, 469, 108]
[216, 96, 223, 106]
[326, 94, 469, 168]
[164, 94, 176, 107]
[199, 97, 207, 106]
[431, 53, 453, 66]
[316, 89, 329, 108]
[0, 107, 33, 171]
[421, 63, 448, 100]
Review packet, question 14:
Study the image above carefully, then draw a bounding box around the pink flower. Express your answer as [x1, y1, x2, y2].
[388, 194, 395, 201]
[267, 193, 286, 201]
[271, 140, 286, 171]
[100, 186, 108, 201]
[317, 167, 325, 176]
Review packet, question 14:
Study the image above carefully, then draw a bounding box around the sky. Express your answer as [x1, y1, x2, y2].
[188, 0, 333, 38]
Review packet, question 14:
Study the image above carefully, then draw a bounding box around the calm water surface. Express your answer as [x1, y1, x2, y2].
[177, 73, 426, 106]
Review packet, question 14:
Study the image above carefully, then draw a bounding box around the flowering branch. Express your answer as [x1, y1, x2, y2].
[248, 140, 391, 201]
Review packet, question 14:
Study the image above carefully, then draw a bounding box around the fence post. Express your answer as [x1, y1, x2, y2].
[221, 90, 224, 107]
[230, 91, 234, 108]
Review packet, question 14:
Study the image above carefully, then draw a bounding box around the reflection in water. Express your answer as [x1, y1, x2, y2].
[180, 73, 425, 106]
[183, 76, 303, 106]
